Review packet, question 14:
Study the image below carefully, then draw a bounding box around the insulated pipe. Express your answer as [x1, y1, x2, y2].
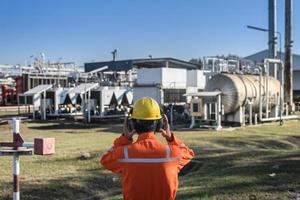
[242, 106, 246, 126]
[204, 104, 207, 120]
[264, 59, 285, 121]
[265, 62, 269, 118]
[260, 115, 298, 122]
[216, 94, 222, 130]
[189, 116, 195, 129]
[258, 66, 263, 121]
[54, 90, 59, 115]
[249, 100, 253, 125]
[280, 61, 285, 123]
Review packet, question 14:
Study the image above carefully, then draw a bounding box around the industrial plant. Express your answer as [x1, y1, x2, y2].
[1, 0, 300, 200]
[0, 0, 298, 130]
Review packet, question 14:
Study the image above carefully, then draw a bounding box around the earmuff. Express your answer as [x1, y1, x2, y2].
[155, 108, 164, 132]
[126, 107, 135, 132]
[126, 107, 165, 132]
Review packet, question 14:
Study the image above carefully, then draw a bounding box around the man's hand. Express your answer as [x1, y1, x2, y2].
[159, 114, 173, 141]
[123, 117, 136, 140]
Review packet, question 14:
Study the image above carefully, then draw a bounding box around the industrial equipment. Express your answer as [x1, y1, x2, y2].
[17, 82, 134, 123]
[186, 58, 298, 128]
[186, 91, 222, 130]
[0, 77, 22, 106]
[206, 74, 280, 114]
[18, 84, 53, 120]
[54, 83, 99, 121]
[133, 67, 206, 126]
[205, 73, 280, 124]
[88, 86, 133, 121]
[134, 67, 205, 104]
[44, 87, 74, 117]
[1, 84, 17, 105]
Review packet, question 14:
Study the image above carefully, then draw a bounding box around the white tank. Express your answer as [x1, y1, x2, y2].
[205, 73, 280, 114]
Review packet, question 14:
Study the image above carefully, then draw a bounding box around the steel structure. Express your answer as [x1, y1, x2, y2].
[284, 0, 294, 110]
[269, 0, 278, 60]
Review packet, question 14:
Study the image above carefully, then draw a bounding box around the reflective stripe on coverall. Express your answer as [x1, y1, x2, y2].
[100, 132, 195, 200]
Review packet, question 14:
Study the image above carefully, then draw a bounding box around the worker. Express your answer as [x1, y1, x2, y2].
[100, 97, 195, 200]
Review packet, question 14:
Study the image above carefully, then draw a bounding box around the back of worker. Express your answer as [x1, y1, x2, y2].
[100, 97, 195, 200]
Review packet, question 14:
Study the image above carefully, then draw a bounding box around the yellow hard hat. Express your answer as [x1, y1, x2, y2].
[131, 97, 162, 120]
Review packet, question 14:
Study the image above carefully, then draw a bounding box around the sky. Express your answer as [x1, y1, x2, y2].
[0, 0, 299, 66]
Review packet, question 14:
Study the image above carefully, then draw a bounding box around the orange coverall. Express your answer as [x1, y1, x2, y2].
[100, 132, 195, 200]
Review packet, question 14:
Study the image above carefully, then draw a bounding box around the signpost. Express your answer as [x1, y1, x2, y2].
[0, 118, 55, 200]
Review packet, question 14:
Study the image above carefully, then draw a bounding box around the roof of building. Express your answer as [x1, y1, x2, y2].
[24, 84, 53, 96]
[84, 57, 201, 73]
[68, 83, 99, 94]
[244, 49, 300, 70]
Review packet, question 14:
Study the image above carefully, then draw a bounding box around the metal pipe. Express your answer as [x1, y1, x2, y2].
[264, 59, 284, 120]
[216, 94, 222, 129]
[242, 106, 246, 126]
[249, 101, 253, 125]
[170, 104, 174, 129]
[257, 66, 263, 121]
[284, 0, 294, 110]
[209, 103, 212, 120]
[13, 154, 20, 200]
[214, 102, 218, 121]
[204, 103, 207, 120]
[260, 115, 298, 122]
[22, 142, 34, 148]
[189, 116, 195, 129]
[265, 61, 269, 118]
[264, 58, 282, 64]
[268, 0, 279, 79]
[269, 0, 278, 60]
[88, 91, 91, 123]
[43, 91, 46, 120]
[280, 61, 285, 124]
[12, 118, 20, 200]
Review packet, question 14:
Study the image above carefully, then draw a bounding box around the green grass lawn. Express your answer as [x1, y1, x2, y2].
[0, 119, 300, 200]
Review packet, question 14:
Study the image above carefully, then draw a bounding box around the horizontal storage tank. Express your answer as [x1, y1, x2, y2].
[205, 73, 280, 114]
